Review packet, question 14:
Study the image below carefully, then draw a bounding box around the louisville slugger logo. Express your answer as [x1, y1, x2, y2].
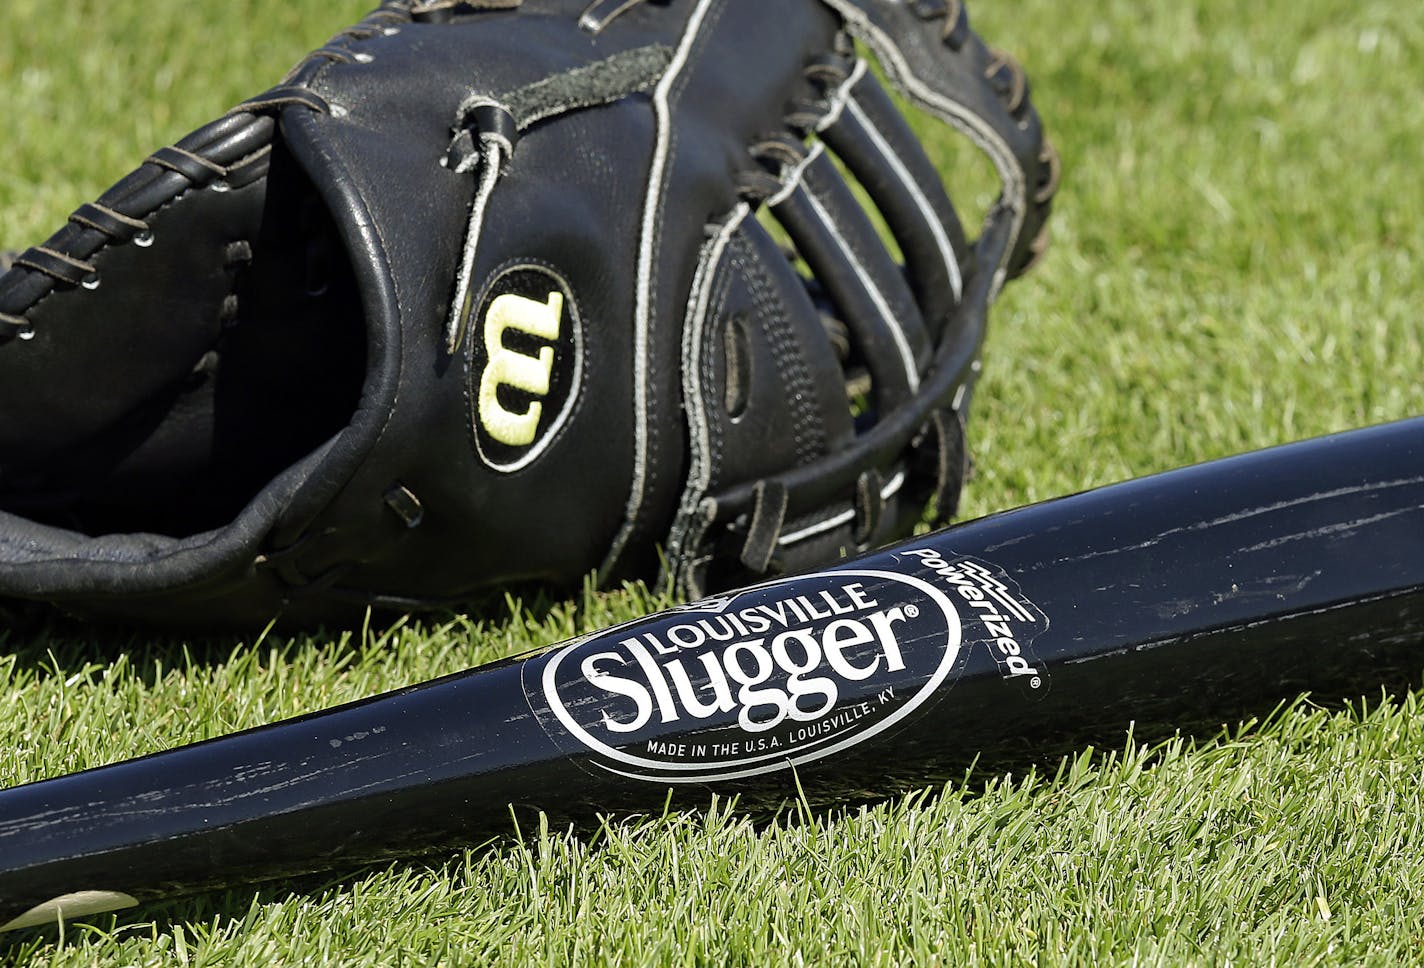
[468, 264, 582, 472]
[529, 570, 963, 783]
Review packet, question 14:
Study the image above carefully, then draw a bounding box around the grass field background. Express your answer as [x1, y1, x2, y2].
[2, 0, 1423, 963]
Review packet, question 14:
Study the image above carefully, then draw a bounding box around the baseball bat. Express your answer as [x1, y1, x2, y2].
[2, 418, 1422, 931]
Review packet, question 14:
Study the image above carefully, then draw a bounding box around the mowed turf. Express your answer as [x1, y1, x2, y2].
[2, 0, 1423, 963]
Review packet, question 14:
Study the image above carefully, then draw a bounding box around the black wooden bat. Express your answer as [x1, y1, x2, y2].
[3, 418, 1422, 931]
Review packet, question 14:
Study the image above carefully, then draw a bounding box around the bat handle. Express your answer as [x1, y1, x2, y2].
[0, 659, 578, 930]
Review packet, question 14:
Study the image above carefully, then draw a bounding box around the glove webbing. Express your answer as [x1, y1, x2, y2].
[683, 33, 1042, 586]
[663, 57, 952, 589]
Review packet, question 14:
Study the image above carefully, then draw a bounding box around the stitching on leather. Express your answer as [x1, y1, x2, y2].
[16, 247, 97, 281]
[606, 0, 725, 579]
[730, 236, 824, 467]
[218, 240, 253, 327]
[699, 249, 736, 487]
[665, 203, 747, 591]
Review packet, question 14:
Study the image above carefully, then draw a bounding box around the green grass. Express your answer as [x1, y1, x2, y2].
[3, 0, 1423, 964]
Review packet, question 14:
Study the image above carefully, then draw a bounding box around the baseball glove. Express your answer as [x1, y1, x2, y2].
[0, 0, 1056, 628]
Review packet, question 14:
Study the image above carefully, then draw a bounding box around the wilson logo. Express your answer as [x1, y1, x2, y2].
[468, 264, 581, 471]
[531, 570, 962, 783]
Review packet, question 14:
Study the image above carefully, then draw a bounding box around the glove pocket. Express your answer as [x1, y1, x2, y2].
[0, 116, 365, 560]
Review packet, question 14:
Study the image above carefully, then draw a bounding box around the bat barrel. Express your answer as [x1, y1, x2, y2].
[3, 418, 1423, 930]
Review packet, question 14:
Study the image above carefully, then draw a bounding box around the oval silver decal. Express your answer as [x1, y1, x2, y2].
[535, 570, 962, 783]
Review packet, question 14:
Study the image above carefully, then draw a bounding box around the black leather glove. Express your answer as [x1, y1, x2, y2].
[0, 0, 1056, 628]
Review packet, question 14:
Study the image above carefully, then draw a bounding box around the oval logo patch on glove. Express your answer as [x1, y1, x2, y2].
[468, 264, 583, 472]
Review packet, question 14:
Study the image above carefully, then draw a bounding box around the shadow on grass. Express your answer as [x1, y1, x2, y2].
[0, 579, 599, 687]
